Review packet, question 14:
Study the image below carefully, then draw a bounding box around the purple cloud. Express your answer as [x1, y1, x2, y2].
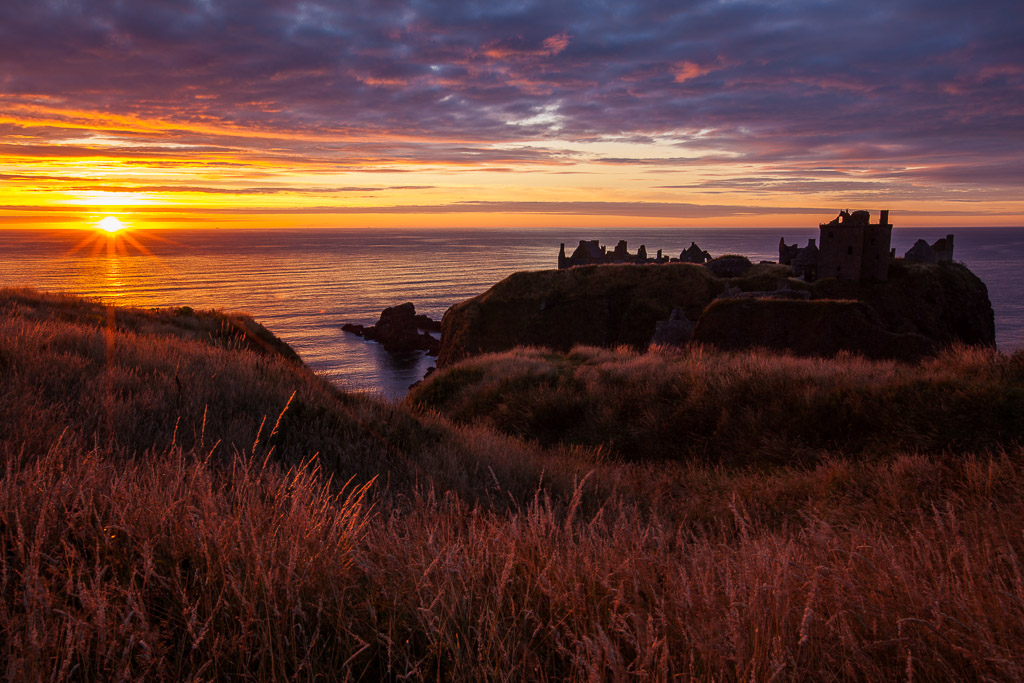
[0, 0, 1021, 210]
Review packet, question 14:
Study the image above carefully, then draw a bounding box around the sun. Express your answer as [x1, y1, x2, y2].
[98, 216, 125, 233]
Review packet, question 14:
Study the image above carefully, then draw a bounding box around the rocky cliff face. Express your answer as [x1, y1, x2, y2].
[438, 260, 995, 366]
[811, 260, 995, 347]
[691, 299, 938, 361]
[439, 264, 721, 366]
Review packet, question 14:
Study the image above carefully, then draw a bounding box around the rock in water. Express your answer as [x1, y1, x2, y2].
[354, 302, 441, 355]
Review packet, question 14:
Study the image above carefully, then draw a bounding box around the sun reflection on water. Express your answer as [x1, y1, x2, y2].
[104, 255, 123, 296]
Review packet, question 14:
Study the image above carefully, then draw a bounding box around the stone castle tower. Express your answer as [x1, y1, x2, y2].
[818, 209, 892, 282]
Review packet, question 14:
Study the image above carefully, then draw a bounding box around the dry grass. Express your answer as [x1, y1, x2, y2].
[408, 343, 1024, 464]
[3, 289, 1024, 679]
[361, 465, 1024, 680]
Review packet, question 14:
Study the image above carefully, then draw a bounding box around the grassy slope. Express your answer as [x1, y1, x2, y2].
[408, 344, 1024, 464]
[3, 289, 1024, 680]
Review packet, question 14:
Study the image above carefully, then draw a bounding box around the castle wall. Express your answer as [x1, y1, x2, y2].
[818, 225, 864, 280]
[818, 210, 892, 282]
[860, 223, 892, 281]
[932, 234, 955, 262]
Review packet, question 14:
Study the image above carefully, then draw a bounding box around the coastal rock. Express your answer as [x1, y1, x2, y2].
[438, 260, 994, 365]
[439, 264, 722, 366]
[691, 298, 937, 361]
[347, 302, 441, 355]
[650, 307, 694, 347]
[413, 314, 442, 333]
[812, 260, 995, 347]
[705, 254, 753, 278]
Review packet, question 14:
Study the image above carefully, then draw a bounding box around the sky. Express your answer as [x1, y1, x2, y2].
[1, 0, 1022, 230]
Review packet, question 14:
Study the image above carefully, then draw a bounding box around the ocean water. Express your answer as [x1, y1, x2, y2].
[1, 226, 1021, 400]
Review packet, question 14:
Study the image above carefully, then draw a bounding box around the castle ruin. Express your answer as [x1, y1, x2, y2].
[558, 239, 671, 269]
[817, 209, 893, 282]
[780, 210, 956, 282]
[904, 234, 955, 264]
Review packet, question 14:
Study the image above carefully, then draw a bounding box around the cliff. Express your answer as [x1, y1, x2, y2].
[439, 263, 722, 366]
[438, 260, 995, 365]
[811, 260, 995, 347]
[691, 299, 937, 361]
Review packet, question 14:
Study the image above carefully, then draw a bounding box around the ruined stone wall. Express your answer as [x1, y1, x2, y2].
[818, 224, 865, 280]
[860, 223, 892, 281]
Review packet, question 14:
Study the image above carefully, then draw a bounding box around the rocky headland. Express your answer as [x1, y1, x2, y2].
[438, 259, 994, 366]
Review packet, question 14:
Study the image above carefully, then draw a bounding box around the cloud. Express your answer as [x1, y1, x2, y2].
[673, 61, 715, 84]
[542, 32, 572, 55]
[5, 200, 1013, 220]
[0, 0, 1022, 218]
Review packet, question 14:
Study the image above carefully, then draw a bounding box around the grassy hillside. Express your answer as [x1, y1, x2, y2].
[3, 288, 1024, 680]
[408, 344, 1024, 464]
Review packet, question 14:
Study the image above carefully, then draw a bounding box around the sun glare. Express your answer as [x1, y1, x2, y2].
[98, 216, 125, 233]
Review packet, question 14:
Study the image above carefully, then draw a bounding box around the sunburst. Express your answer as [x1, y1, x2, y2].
[98, 216, 125, 233]
[62, 216, 183, 260]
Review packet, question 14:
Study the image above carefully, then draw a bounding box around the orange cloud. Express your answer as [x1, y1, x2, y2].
[356, 76, 410, 87]
[673, 61, 713, 84]
[483, 32, 572, 61]
[542, 32, 571, 55]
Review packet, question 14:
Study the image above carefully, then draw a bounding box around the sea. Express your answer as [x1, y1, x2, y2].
[1, 226, 1022, 401]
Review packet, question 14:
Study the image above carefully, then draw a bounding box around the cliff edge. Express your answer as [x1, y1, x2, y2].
[438, 260, 994, 365]
[439, 263, 722, 366]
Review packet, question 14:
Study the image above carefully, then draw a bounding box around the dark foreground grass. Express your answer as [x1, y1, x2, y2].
[408, 344, 1024, 464]
[2, 289, 1024, 679]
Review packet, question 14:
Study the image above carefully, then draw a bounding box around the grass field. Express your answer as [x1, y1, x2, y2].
[2, 288, 1023, 679]
[408, 343, 1024, 464]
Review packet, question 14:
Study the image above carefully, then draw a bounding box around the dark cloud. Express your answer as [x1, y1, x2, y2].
[0, 0, 1022, 207]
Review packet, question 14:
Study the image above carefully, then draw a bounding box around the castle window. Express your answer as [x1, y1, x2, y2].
[847, 246, 853, 255]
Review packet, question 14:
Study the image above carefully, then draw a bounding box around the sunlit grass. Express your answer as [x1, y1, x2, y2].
[408, 344, 1024, 464]
[2, 289, 1023, 679]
